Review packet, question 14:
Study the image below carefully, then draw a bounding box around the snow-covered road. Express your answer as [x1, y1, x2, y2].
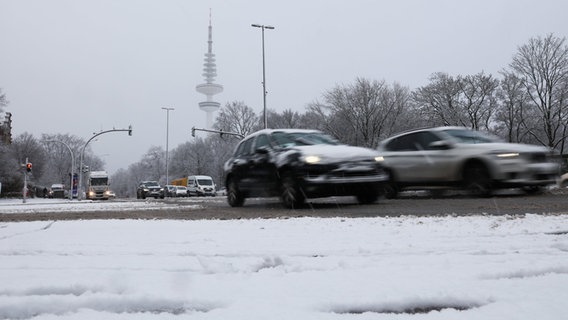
[1, 213, 567, 319]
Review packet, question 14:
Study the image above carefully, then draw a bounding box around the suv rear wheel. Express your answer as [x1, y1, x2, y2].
[383, 171, 399, 199]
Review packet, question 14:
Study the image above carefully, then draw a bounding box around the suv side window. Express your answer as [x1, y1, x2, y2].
[254, 134, 271, 151]
[235, 137, 254, 157]
[387, 134, 419, 151]
[417, 131, 442, 150]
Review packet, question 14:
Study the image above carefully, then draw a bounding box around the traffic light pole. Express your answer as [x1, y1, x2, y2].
[23, 157, 28, 203]
[78, 126, 132, 200]
[191, 126, 244, 139]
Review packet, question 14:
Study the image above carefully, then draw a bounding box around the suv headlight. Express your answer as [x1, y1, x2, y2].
[303, 155, 321, 164]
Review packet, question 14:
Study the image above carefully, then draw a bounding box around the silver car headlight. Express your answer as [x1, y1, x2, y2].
[375, 156, 385, 162]
[495, 152, 520, 159]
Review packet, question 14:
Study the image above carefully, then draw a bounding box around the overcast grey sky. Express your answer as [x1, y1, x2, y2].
[2, 0, 567, 174]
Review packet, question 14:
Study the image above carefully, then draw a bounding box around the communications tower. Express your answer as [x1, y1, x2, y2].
[196, 11, 223, 129]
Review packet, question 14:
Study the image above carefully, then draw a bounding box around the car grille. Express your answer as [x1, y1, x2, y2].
[523, 152, 548, 163]
[306, 160, 382, 177]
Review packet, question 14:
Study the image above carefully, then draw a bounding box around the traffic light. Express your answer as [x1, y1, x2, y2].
[128, 125, 132, 136]
[26, 162, 32, 172]
[191, 127, 196, 137]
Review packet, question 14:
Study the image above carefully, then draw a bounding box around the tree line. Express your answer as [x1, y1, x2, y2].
[1, 34, 567, 197]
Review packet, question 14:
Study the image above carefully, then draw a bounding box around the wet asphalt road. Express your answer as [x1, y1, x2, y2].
[2, 188, 566, 222]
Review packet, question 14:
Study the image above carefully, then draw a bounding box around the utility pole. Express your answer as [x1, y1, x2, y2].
[251, 23, 275, 129]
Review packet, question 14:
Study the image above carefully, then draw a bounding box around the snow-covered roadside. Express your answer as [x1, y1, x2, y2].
[1, 214, 567, 319]
[0, 198, 200, 214]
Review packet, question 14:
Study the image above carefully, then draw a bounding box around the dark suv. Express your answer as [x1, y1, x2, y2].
[224, 129, 388, 208]
[136, 181, 165, 199]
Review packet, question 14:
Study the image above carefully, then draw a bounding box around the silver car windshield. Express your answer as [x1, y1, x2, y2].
[270, 132, 339, 149]
[442, 129, 500, 144]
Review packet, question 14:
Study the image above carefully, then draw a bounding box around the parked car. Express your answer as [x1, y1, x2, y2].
[376, 126, 559, 198]
[224, 129, 388, 208]
[216, 187, 227, 196]
[164, 185, 176, 197]
[187, 175, 216, 197]
[136, 181, 165, 199]
[48, 184, 66, 199]
[175, 186, 188, 197]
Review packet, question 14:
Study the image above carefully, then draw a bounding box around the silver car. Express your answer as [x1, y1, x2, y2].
[376, 127, 559, 198]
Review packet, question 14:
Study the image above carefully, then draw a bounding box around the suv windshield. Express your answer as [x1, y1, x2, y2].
[442, 129, 499, 144]
[270, 131, 338, 148]
[144, 181, 159, 187]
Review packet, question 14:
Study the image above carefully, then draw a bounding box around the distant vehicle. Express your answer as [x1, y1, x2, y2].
[86, 171, 111, 200]
[560, 173, 568, 188]
[136, 181, 165, 199]
[224, 129, 388, 208]
[216, 187, 227, 196]
[376, 126, 559, 198]
[187, 175, 216, 197]
[164, 185, 176, 197]
[175, 186, 188, 197]
[48, 184, 66, 199]
[106, 190, 116, 199]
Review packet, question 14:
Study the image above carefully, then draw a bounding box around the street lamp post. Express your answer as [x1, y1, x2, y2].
[251, 23, 274, 129]
[162, 107, 174, 186]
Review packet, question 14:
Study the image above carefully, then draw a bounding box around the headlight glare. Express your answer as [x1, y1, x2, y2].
[375, 156, 384, 162]
[304, 155, 321, 164]
[496, 152, 519, 158]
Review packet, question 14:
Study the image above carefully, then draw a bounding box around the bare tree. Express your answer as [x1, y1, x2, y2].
[309, 78, 409, 148]
[413, 72, 465, 127]
[139, 145, 165, 183]
[494, 72, 532, 142]
[458, 72, 499, 131]
[267, 108, 303, 129]
[40, 134, 85, 186]
[413, 72, 499, 131]
[214, 101, 259, 137]
[509, 33, 568, 153]
[0, 88, 8, 113]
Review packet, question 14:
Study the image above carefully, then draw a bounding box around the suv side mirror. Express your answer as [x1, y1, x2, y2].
[255, 147, 269, 155]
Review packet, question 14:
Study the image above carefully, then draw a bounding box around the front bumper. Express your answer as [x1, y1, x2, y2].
[297, 161, 389, 196]
[493, 161, 559, 186]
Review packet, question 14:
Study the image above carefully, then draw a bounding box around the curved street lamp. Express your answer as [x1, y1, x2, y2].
[44, 140, 75, 200]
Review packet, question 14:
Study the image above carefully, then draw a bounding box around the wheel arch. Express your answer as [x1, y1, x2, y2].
[460, 158, 493, 180]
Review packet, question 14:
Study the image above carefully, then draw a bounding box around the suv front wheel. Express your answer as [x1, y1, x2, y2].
[227, 178, 245, 207]
[463, 162, 492, 197]
[280, 174, 305, 209]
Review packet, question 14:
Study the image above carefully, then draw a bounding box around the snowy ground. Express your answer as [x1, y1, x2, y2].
[1, 199, 568, 319]
[0, 198, 191, 214]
